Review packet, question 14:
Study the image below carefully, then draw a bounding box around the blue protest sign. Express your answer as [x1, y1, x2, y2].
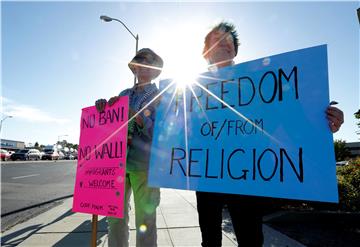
[149, 45, 338, 203]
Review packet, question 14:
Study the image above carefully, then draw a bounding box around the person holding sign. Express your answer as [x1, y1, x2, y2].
[196, 22, 344, 247]
[95, 48, 163, 247]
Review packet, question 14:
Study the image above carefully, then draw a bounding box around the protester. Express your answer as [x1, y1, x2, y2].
[196, 22, 344, 247]
[95, 48, 163, 247]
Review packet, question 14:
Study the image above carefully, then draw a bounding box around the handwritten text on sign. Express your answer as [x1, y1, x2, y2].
[149, 45, 338, 203]
[73, 97, 129, 218]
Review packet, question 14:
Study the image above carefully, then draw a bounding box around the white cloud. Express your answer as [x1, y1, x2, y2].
[1, 96, 71, 124]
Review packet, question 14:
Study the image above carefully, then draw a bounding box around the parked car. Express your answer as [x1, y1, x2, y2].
[0, 149, 11, 161]
[41, 145, 60, 160]
[73, 150, 78, 160]
[58, 151, 65, 160]
[10, 149, 30, 161]
[41, 150, 59, 160]
[27, 149, 42, 160]
[64, 152, 75, 160]
[336, 161, 349, 166]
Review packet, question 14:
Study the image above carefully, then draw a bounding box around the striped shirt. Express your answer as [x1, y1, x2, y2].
[119, 83, 159, 171]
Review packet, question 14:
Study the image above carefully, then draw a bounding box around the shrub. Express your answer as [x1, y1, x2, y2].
[334, 139, 351, 161]
[272, 158, 360, 212]
[336, 159, 360, 211]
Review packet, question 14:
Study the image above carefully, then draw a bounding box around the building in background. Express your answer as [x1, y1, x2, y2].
[0, 139, 25, 151]
[345, 142, 360, 158]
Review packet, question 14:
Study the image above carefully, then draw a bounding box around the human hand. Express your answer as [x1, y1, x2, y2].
[95, 99, 107, 112]
[129, 108, 144, 128]
[108, 96, 120, 106]
[326, 104, 344, 133]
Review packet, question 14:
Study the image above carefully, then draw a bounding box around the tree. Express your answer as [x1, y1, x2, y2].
[66, 143, 78, 150]
[334, 139, 351, 161]
[54, 141, 78, 151]
[34, 142, 40, 150]
[355, 109, 360, 137]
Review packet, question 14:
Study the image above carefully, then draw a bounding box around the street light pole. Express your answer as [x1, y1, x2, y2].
[0, 115, 13, 133]
[100, 15, 138, 85]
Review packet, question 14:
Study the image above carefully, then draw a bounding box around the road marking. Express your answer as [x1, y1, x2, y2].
[12, 174, 40, 180]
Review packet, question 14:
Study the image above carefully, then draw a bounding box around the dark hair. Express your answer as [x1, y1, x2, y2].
[203, 22, 239, 58]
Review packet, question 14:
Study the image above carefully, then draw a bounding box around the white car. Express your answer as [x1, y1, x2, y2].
[58, 151, 65, 160]
[27, 149, 42, 160]
[336, 161, 349, 166]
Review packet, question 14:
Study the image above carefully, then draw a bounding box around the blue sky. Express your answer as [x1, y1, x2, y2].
[1, 1, 359, 146]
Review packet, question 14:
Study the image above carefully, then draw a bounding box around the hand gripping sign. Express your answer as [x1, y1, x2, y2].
[149, 45, 338, 203]
[73, 97, 128, 218]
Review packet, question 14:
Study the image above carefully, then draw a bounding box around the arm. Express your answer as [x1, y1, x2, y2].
[136, 94, 162, 140]
[95, 89, 131, 112]
[108, 89, 131, 106]
[134, 105, 156, 141]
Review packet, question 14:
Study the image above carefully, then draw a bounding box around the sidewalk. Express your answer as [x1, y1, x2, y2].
[1, 189, 306, 247]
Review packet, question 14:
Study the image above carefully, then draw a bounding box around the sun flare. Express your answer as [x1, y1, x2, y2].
[151, 22, 208, 90]
[173, 70, 199, 91]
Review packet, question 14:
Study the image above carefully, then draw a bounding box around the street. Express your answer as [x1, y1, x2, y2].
[1, 160, 76, 230]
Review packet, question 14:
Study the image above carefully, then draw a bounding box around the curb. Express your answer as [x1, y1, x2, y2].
[1, 195, 74, 217]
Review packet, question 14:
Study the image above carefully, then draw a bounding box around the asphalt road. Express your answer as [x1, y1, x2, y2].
[1, 160, 76, 216]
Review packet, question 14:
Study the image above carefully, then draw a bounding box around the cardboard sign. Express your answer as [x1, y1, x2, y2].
[73, 97, 128, 218]
[149, 45, 338, 203]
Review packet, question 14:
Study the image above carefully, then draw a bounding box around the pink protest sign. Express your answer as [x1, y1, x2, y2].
[72, 97, 128, 218]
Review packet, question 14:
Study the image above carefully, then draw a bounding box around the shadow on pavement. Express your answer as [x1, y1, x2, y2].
[1, 224, 42, 247]
[1, 209, 74, 247]
[52, 217, 107, 247]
